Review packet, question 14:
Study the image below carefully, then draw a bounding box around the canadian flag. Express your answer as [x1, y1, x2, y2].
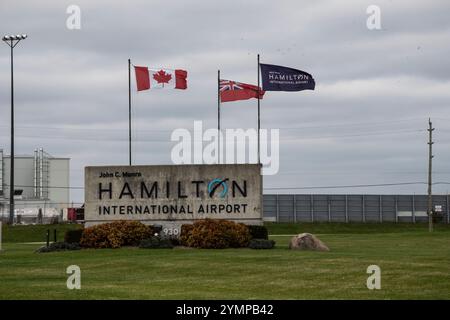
[134, 66, 187, 91]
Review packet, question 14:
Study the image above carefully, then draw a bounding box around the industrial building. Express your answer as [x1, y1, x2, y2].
[0, 148, 70, 223]
[263, 194, 450, 224]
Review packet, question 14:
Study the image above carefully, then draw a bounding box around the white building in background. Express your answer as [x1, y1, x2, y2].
[0, 148, 70, 223]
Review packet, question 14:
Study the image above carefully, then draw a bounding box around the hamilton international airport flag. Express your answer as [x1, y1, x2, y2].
[219, 79, 265, 103]
[134, 66, 187, 91]
[260, 63, 315, 92]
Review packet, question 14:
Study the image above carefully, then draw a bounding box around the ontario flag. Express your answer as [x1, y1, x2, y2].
[219, 79, 264, 103]
[134, 66, 187, 91]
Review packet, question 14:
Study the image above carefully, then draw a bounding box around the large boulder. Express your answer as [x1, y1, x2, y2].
[289, 233, 329, 251]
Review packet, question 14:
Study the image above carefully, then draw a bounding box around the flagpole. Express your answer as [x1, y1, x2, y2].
[257, 54, 261, 164]
[128, 58, 132, 166]
[218, 69, 221, 164]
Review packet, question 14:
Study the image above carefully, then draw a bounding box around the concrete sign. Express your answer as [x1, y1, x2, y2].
[84, 164, 262, 228]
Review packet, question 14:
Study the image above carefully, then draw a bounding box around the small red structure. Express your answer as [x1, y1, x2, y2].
[67, 205, 84, 222]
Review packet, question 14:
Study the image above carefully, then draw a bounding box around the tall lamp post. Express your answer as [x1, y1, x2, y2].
[2, 34, 27, 225]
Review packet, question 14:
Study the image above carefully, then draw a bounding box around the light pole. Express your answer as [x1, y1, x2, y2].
[2, 34, 27, 225]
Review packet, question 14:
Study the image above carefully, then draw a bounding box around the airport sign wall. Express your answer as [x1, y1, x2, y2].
[84, 164, 263, 227]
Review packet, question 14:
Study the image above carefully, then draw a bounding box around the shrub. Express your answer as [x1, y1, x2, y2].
[179, 224, 194, 244]
[80, 221, 154, 249]
[116, 221, 155, 246]
[248, 239, 275, 249]
[139, 236, 174, 249]
[166, 236, 181, 247]
[35, 242, 81, 253]
[179, 219, 250, 249]
[153, 225, 163, 235]
[247, 225, 269, 240]
[64, 229, 84, 244]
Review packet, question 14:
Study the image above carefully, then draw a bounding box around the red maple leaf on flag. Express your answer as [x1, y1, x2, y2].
[153, 70, 172, 84]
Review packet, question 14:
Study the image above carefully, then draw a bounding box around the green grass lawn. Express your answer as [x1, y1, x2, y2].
[0, 223, 449, 299]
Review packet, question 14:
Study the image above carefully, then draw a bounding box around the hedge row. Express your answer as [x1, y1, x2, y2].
[179, 219, 251, 249]
[36, 242, 81, 253]
[248, 239, 275, 249]
[80, 221, 154, 248]
[64, 220, 272, 249]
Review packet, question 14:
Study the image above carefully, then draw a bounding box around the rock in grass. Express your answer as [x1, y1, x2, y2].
[289, 233, 329, 251]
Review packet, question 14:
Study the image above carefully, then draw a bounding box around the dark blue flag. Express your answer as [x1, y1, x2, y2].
[260, 63, 315, 92]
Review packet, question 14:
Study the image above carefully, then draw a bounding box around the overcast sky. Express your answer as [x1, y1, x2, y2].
[1, 0, 450, 203]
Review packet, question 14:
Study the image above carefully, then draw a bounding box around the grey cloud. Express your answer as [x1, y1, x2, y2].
[1, 0, 450, 202]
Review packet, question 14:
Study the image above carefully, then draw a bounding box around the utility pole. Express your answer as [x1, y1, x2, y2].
[128, 59, 132, 166]
[427, 118, 434, 233]
[2, 34, 27, 225]
[257, 54, 261, 164]
[217, 69, 221, 164]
